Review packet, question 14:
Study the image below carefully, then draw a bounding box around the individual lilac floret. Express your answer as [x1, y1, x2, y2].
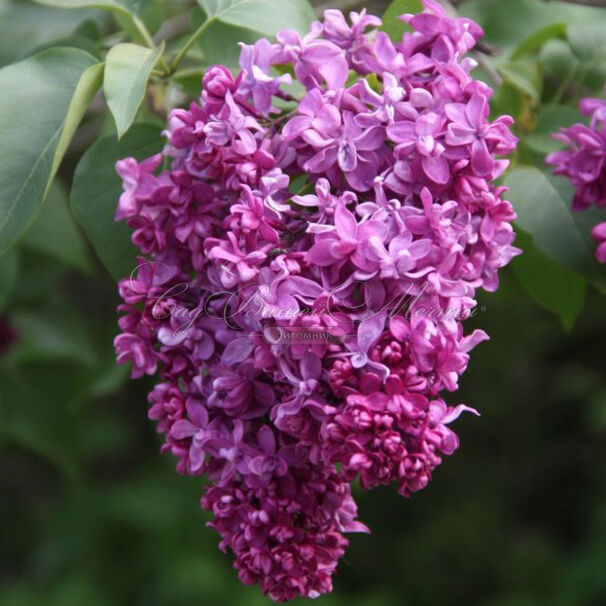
[547, 93, 606, 263]
[547, 96, 606, 210]
[113, 1, 519, 601]
[592, 221, 606, 264]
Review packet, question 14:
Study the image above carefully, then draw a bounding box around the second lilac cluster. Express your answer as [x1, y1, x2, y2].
[547, 95, 606, 263]
[114, 1, 518, 600]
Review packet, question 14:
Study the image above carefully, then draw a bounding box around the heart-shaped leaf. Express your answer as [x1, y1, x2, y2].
[512, 229, 585, 330]
[511, 22, 566, 60]
[31, 0, 143, 17]
[567, 21, 606, 62]
[0, 2, 98, 67]
[21, 182, 93, 274]
[197, 0, 315, 37]
[504, 166, 606, 292]
[0, 48, 100, 255]
[539, 38, 579, 80]
[31, 0, 159, 47]
[104, 42, 164, 138]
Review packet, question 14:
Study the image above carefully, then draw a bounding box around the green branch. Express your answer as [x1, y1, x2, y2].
[171, 18, 215, 72]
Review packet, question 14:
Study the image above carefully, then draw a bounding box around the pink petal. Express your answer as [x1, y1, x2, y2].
[471, 138, 494, 177]
[283, 116, 310, 139]
[355, 126, 386, 151]
[422, 155, 450, 184]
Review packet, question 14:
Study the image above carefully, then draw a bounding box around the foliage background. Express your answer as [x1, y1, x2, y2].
[1, 1, 605, 605]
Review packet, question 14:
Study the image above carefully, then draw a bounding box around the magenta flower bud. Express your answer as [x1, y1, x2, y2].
[202, 65, 235, 106]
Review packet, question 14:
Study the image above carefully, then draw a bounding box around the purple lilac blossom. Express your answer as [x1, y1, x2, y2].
[114, 2, 519, 601]
[547, 93, 606, 263]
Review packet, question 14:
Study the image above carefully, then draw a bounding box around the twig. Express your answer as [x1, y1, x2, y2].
[473, 52, 503, 86]
[171, 17, 215, 71]
[153, 13, 191, 45]
[475, 40, 501, 56]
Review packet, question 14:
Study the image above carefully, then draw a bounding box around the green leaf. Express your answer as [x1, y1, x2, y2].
[458, 0, 606, 57]
[522, 136, 561, 156]
[497, 60, 542, 102]
[512, 229, 585, 330]
[8, 301, 97, 367]
[33, 37, 101, 61]
[31, 1, 158, 47]
[535, 105, 581, 133]
[0, 0, 96, 67]
[381, 0, 422, 42]
[490, 82, 526, 123]
[511, 22, 566, 60]
[31, 0, 143, 17]
[567, 22, 606, 62]
[0, 364, 78, 479]
[25, 20, 102, 60]
[54, 61, 105, 177]
[104, 42, 164, 138]
[73, 18, 102, 41]
[197, 0, 315, 37]
[113, 0, 164, 40]
[198, 22, 262, 70]
[0, 249, 17, 312]
[25, 16, 103, 60]
[503, 166, 606, 292]
[0, 48, 99, 255]
[179, 7, 260, 75]
[21, 182, 93, 274]
[524, 105, 581, 155]
[172, 67, 207, 98]
[539, 38, 578, 78]
[71, 124, 163, 280]
[9, 249, 68, 305]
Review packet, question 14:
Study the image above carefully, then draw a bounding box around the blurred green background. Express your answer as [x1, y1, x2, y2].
[1, 1, 606, 605]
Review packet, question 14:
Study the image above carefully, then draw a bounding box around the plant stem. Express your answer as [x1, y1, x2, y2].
[171, 18, 215, 72]
[131, 15, 156, 48]
[131, 14, 171, 75]
[474, 52, 503, 86]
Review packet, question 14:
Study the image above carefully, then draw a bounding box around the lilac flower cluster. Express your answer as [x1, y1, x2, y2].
[114, 1, 518, 600]
[547, 95, 606, 263]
